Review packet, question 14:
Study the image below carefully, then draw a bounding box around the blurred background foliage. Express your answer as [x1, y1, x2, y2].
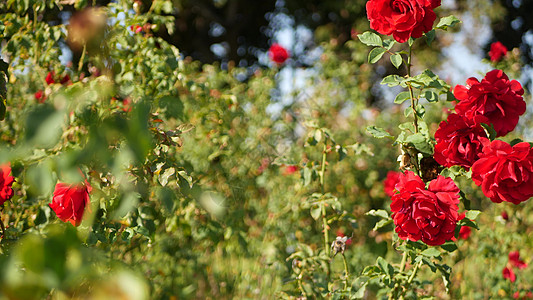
[0, 0, 532, 299]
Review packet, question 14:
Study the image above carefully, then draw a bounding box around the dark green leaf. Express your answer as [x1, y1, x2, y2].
[424, 90, 439, 102]
[440, 241, 458, 252]
[425, 29, 435, 45]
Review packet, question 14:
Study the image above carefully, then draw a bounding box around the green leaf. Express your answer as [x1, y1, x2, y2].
[421, 247, 441, 258]
[390, 54, 402, 69]
[440, 241, 458, 252]
[376, 257, 394, 278]
[383, 39, 396, 50]
[424, 90, 439, 102]
[436, 15, 461, 30]
[366, 126, 393, 139]
[310, 205, 321, 220]
[480, 123, 497, 141]
[465, 210, 481, 220]
[460, 190, 471, 210]
[405, 133, 433, 154]
[158, 167, 175, 187]
[357, 31, 383, 47]
[394, 91, 411, 104]
[366, 209, 390, 219]
[425, 29, 435, 45]
[373, 219, 393, 231]
[368, 47, 387, 64]
[381, 75, 404, 87]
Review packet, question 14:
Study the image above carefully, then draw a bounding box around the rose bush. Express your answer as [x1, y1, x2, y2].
[390, 171, 460, 246]
[454, 69, 525, 137]
[49, 181, 92, 226]
[471, 140, 533, 205]
[366, 0, 440, 43]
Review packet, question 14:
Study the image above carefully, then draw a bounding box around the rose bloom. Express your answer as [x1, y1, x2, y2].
[34, 90, 45, 103]
[282, 165, 299, 176]
[366, 0, 440, 43]
[489, 41, 508, 62]
[503, 266, 516, 282]
[509, 251, 527, 269]
[458, 226, 471, 240]
[383, 170, 401, 197]
[454, 69, 525, 137]
[45, 71, 56, 85]
[434, 114, 489, 169]
[49, 181, 91, 226]
[390, 171, 460, 246]
[501, 210, 509, 220]
[471, 140, 533, 205]
[268, 44, 289, 64]
[0, 164, 15, 205]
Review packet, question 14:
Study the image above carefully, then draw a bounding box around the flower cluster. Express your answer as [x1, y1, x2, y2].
[390, 171, 460, 246]
[35, 71, 72, 103]
[489, 41, 508, 62]
[502, 251, 528, 283]
[433, 69, 531, 205]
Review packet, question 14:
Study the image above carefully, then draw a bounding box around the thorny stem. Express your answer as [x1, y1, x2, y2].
[406, 42, 419, 134]
[389, 251, 409, 300]
[399, 260, 423, 300]
[342, 253, 349, 291]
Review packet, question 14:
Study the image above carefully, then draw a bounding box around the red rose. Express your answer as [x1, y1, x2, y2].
[458, 226, 471, 240]
[0, 164, 14, 205]
[45, 71, 56, 85]
[49, 181, 91, 226]
[434, 113, 489, 169]
[268, 44, 289, 64]
[509, 251, 527, 269]
[60, 74, 71, 85]
[454, 70, 525, 137]
[366, 0, 440, 43]
[503, 266, 516, 282]
[501, 210, 509, 220]
[282, 165, 299, 176]
[390, 171, 460, 246]
[471, 140, 533, 205]
[489, 41, 508, 62]
[383, 170, 401, 197]
[34, 90, 45, 103]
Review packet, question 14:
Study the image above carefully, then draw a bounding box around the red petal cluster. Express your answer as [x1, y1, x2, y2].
[390, 171, 460, 246]
[268, 44, 289, 64]
[366, 0, 440, 43]
[454, 69, 525, 137]
[489, 41, 508, 62]
[509, 251, 528, 269]
[471, 140, 533, 205]
[503, 266, 516, 282]
[434, 114, 489, 169]
[383, 170, 401, 197]
[0, 164, 14, 205]
[49, 181, 91, 226]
